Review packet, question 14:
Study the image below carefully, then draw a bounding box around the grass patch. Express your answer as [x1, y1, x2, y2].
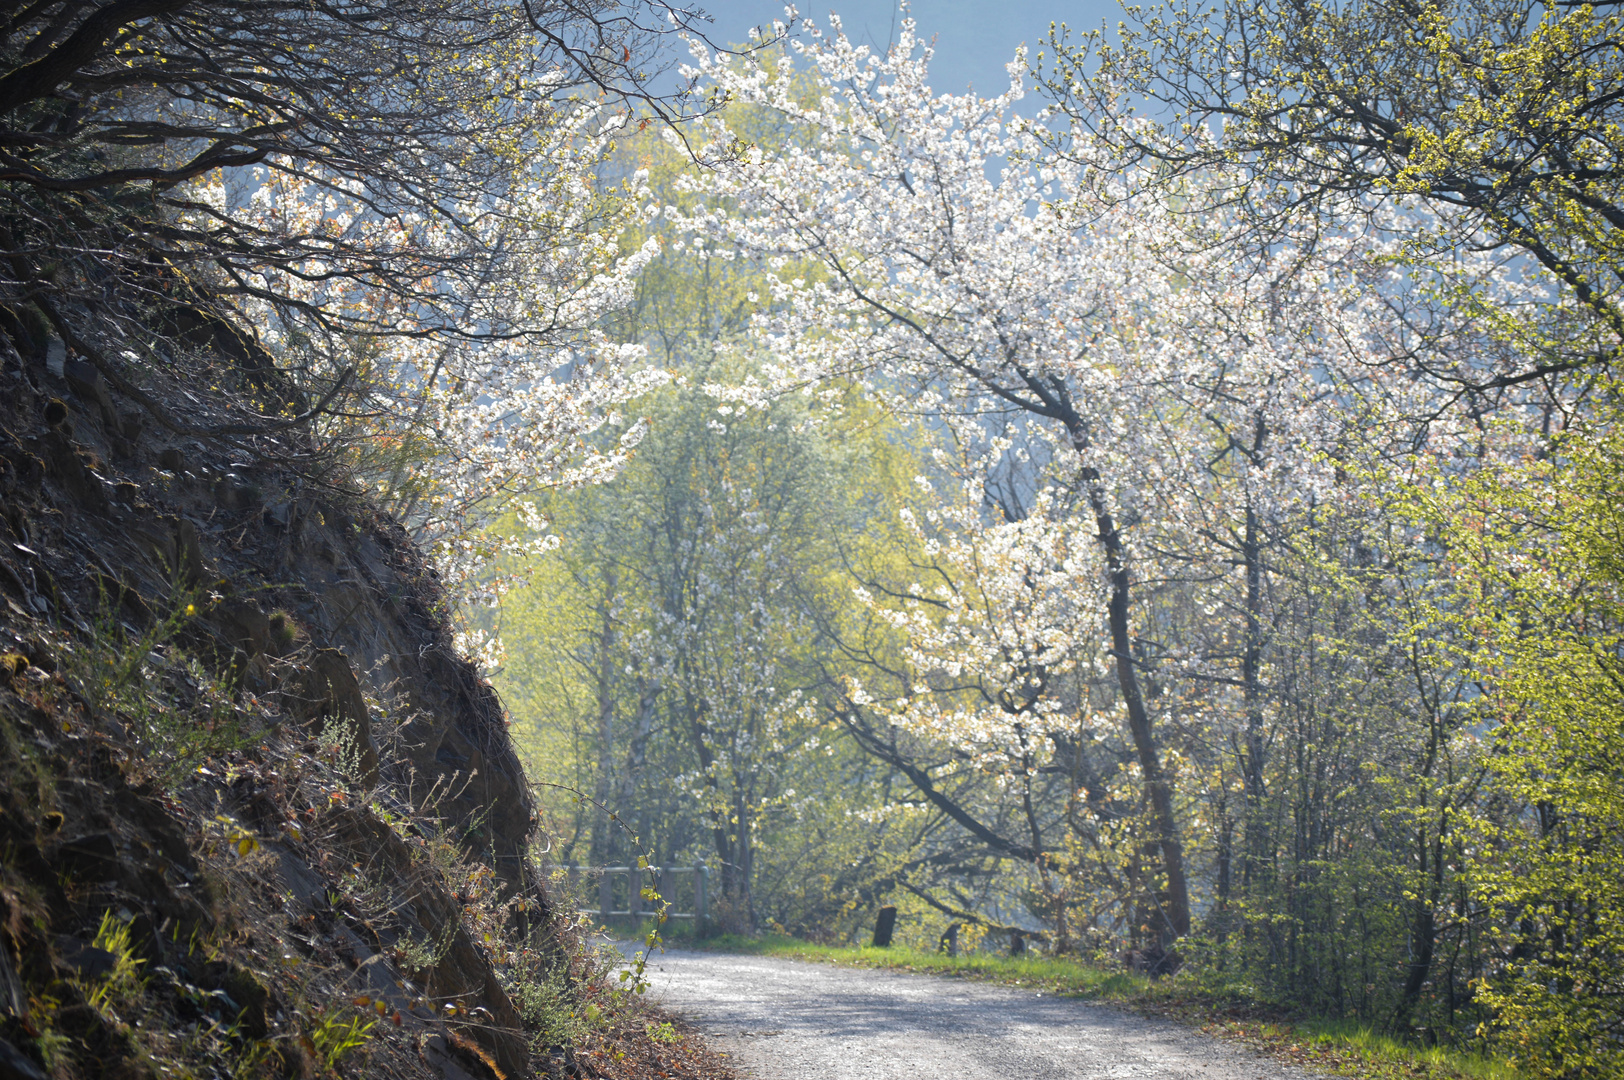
[684, 934, 1521, 1080]
[1161, 1004, 1523, 1080]
[688, 933, 1142, 997]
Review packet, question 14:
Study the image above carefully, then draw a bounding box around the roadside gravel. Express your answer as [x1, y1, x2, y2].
[645, 949, 1321, 1080]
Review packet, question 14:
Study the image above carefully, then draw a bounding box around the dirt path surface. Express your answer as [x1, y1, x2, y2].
[645, 950, 1319, 1080]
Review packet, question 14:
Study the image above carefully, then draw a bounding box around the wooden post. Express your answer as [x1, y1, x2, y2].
[598, 869, 613, 921]
[628, 866, 641, 920]
[872, 906, 898, 948]
[567, 865, 580, 903]
[694, 863, 708, 926]
[939, 921, 961, 957]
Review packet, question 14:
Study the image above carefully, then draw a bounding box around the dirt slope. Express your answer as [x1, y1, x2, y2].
[0, 318, 725, 1079]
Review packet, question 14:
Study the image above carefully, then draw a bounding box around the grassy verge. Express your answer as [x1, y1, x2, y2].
[681, 934, 1144, 996]
[677, 934, 1520, 1080]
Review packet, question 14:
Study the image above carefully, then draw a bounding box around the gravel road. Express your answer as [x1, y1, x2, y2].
[644, 950, 1319, 1080]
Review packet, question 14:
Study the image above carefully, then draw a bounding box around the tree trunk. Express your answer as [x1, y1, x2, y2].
[1215, 795, 1234, 935]
[1394, 815, 1440, 1030]
[588, 577, 619, 865]
[1107, 574, 1191, 943]
[615, 676, 660, 826]
[1060, 406, 1191, 943]
[1241, 498, 1269, 886]
[683, 687, 755, 933]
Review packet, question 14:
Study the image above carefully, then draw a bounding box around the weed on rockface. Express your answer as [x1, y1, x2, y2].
[79, 909, 147, 1011]
[4, 589, 726, 1080]
[306, 1004, 377, 1070]
[392, 919, 458, 978]
[506, 949, 592, 1052]
[55, 582, 255, 788]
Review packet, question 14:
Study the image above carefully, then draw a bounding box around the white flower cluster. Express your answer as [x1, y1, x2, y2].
[671, 11, 1536, 758]
[184, 105, 670, 610]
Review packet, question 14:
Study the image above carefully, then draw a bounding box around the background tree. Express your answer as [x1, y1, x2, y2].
[1040, 0, 1624, 1053]
[495, 119, 932, 936]
[1386, 408, 1624, 1078]
[1041, 0, 1624, 384]
[673, 12, 1527, 954]
[499, 354, 920, 933]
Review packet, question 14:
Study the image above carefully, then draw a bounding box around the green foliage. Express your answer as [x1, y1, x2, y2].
[80, 911, 147, 1014]
[1044, 0, 1624, 368]
[645, 1021, 682, 1044]
[499, 361, 919, 932]
[1175, 495, 1493, 1036]
[694, 933, 1149, 996]
[307, 1006, 376, 1070]
[507, 958, 591, 1052]
[1391, 408, 1624, 1078]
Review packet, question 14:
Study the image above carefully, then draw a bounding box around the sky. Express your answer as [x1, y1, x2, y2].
[675, 1, 1126, 96]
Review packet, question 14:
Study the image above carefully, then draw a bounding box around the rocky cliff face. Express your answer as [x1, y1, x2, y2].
[0, 325, 576, 1078]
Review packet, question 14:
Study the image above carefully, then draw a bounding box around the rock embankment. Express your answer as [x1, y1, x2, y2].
[0, 322, 575, 1078]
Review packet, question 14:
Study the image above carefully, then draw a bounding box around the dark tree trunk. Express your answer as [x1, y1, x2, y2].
[1054, 400, 1191, 944]
[684, 686, 755, 933]
[1241, 498, 1269, 887]
[1394, 819, 1440, 1031]
[588, 578, 619, 865]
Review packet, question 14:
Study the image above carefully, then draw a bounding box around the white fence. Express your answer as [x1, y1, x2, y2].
[565, 864, 709, 922]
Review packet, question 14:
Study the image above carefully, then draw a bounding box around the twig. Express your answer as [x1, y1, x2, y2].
[35, 298, 352, 438]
